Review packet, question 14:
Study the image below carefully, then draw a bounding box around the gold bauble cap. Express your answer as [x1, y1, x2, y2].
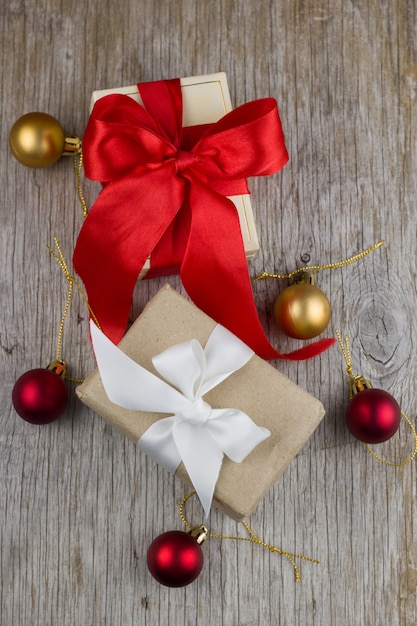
[9, 112, 80, 168]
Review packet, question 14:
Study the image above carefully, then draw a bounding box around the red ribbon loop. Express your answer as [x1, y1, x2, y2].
[73, 78, 335, 360]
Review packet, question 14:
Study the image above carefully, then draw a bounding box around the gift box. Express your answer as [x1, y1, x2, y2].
[90, 72, 259, 277]
[73, 71, 299, 359]
[76, 285, 326, 521]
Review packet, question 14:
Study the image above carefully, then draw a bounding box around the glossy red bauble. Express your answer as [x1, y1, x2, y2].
[346, 388, 401, 444]
[147, 530, 204, 587]
[12, 368, 68, 424]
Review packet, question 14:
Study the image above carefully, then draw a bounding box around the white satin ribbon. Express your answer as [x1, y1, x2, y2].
[90, 320, 271, 516]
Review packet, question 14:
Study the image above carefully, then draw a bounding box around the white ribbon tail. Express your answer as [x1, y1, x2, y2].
[90, 321, 191, 413]
[173, 420, 224, 517]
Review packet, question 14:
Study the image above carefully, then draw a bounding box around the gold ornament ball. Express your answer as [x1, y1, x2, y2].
[9, 112, 65, 168]
[273, 283, 331, 340]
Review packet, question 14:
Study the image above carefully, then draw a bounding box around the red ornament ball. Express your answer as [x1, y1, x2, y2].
[345, 388, 401, 444]
[147, 530, 204, 587]
[12, 368, 68, 425]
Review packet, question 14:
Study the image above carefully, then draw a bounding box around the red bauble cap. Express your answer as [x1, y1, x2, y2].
[346, 388, 401, 444]
[12, 368, 68, 425]
[147, 530, 204, 587]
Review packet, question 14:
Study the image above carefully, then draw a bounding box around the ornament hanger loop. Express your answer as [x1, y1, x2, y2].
[335, 331, 367, 395]
[179, 491, 319, 582]
[73, 150, 88, 218]
[335, 329, 417, 466]
[254, 241, 384, 282]
[47, 237, 101, 382]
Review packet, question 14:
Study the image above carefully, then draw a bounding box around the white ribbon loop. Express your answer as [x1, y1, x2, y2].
[90, 321, 271, 516]
[152, 339, 207, 400]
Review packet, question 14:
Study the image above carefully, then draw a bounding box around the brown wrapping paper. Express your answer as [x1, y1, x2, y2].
[77, 285, 325, 520]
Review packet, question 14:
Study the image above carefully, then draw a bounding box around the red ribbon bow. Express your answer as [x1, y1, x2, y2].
[73, 78, 334, 360]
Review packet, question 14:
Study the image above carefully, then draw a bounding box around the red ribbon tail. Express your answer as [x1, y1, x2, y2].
[181, 178, 335, 360]
[73, 166, 186, 344]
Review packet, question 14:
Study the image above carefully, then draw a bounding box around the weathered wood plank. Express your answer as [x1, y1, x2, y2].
[1, 1, 416, 624]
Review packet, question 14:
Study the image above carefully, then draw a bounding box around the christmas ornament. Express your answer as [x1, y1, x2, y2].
[12, 362, 68, 424]
[146, 492, 319, 586]
[336, 330, 417, 464]
[12, 239, 99, 425]
[9, 112, 81, 168]
[273, 272, 331, 340]
[9, 112, 88, 218]
[345, 387, 401, 444]
[147, 526, 207, 587]
[255, 241, 384, 340]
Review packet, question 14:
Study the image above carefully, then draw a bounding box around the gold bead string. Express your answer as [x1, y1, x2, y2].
[73, 149, 88, 218]
[334, 330, 365, 396]
[47, 237, 101, 383]
[179, 491, 319, 583]
[253, 241, 384, 282]
[335, 330, 417, 467]
[365, 412, 417, 466]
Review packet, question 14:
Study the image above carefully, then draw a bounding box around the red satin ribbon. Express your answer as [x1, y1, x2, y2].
[73, 78, 335, 360]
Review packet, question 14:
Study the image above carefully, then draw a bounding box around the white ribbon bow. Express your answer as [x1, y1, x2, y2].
[90, 321, 270, 516]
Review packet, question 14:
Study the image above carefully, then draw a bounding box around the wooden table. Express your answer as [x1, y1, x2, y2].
[1, 1, 416, 624]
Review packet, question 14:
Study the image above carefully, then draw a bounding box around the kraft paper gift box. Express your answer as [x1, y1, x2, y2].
[90, 72, 259, 278]
[76, 285, 325, 521]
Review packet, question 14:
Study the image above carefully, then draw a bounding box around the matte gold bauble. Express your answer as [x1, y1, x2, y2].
[9, 112, 81, 168]
[273, 273, 331, 340]
[9, 113, 66, 167]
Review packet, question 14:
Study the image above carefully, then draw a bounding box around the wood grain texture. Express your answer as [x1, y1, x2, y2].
[1, 1, 416, 624]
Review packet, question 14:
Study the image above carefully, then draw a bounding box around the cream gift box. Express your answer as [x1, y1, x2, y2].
[90, 72, 260, 278]
[77, 285, 325, 521]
